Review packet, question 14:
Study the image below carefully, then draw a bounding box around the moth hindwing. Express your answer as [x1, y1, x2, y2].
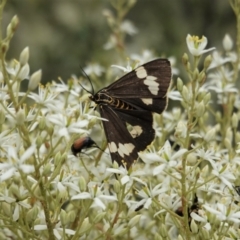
[89, 58, 171, 169]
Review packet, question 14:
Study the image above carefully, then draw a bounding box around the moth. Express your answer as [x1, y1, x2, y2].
[71, 136, 99, 156]
[88, 59, 171, 169]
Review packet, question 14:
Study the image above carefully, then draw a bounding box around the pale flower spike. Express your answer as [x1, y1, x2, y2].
[186, 34, 215, 56]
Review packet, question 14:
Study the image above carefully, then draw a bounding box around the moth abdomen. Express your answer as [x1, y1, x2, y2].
[93, 93, 134, 110]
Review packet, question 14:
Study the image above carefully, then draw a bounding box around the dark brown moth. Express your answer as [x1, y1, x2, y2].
[89, 59, 171, 169]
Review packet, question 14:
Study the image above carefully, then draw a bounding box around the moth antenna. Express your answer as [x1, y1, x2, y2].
[79, 66, 95, 95]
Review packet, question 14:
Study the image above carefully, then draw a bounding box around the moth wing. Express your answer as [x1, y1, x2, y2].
[99, 105, 154, 169]
[102, 59, 171, 99]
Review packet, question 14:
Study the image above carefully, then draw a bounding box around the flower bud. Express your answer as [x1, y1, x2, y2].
[11, 15, 19, 32]
[19, 47, 29, 66]
[224, 138, 231, 150]
[182, 53, 189, 66]
[204, 128, 216, 142]
[177, 77, 183, 92]
[0, 106, 5, 124]
[16, 108, 25, 125]
[204, 55, 212, 70]
[190, 219, 198, 233]
[54, 152, 62, 166]
[232, 113, 238, 129]
[79, 218, 91, 234]
[128, 215, 141, 228]
[60, 209, 68, 226]
[203, 92, 211, 105]
[67, 210, 76, 223]
[93, 212, 106, 223]
[201, 228, 210, 239]
[175, 121, 187, 138]
[195, 101, 205, 117]
[79, 176, 86, 192]
[28, 69, 42, 90]
[223, 34, 233, 51]
[42, 163, 51, 176]
[182, 85, 189, 103]
[0, 71, 3, 83]
[26, 206, 38, 223]
[18, 64, 30, 80]
[6, 15, 19, 38]
[113, 179, 120, 193]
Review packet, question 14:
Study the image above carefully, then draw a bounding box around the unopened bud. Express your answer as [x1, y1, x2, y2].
[177, 78, 183, 92]
[204, 55, 212, 70]
[223, 34, 233, 51]
[232, 113, 238, 129]
[18, 64, 30, 81]
[16, 108, 25, 125]
[19, 47, 29, 66]
[28, 69, 42, 90]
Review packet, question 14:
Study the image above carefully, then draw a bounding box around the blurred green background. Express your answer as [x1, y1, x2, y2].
[3, 0, 235, 83]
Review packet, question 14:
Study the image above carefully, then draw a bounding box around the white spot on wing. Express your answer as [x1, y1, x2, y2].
[141, 98, 153, 105]
[130, 125, 143, 138]
[109, 142, 117, 153]
[109, 142, 135, 157]
[144, 75, 159, 95]
[135, 66, 147, 79]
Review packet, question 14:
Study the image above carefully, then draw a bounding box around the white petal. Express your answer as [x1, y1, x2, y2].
[153, 164, 166, 176]
[0, 168, 15, 181]
[19, 164, 34, 173]
[71, 192, 91, 200]
[34, 225, 48, 230]
[13, 204, 19, 221]
[121, 175, 130, 185]
[21, 145, 36, 163]
[94, 197, 106, 210]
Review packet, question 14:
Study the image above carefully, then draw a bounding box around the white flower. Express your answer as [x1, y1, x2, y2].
[48, 113, 89, 141]
[0, 186, 31, 221]
[34, 222, 75, 239]
[208, 51, 232, 69]
[28, 85, 60, 111]
[111, 60, 132, 73]
[103, 34, 117, 50]
[140, 141, 187, 176]
[135, 183, 168, 210]
[84, 63, 105, 76]
[71, 183, 117, 210]
[195, 148, 220, 170]
[204, 203, 240, 224]
[51, 175, 80, 194]
[0, 145, 35, 182]
[212, 164, 235, 189]
[120, 20, 138, 35]
[131, 50, 155, 64]
[186, 34, 215, 56]
[107, 166, 146, 186]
